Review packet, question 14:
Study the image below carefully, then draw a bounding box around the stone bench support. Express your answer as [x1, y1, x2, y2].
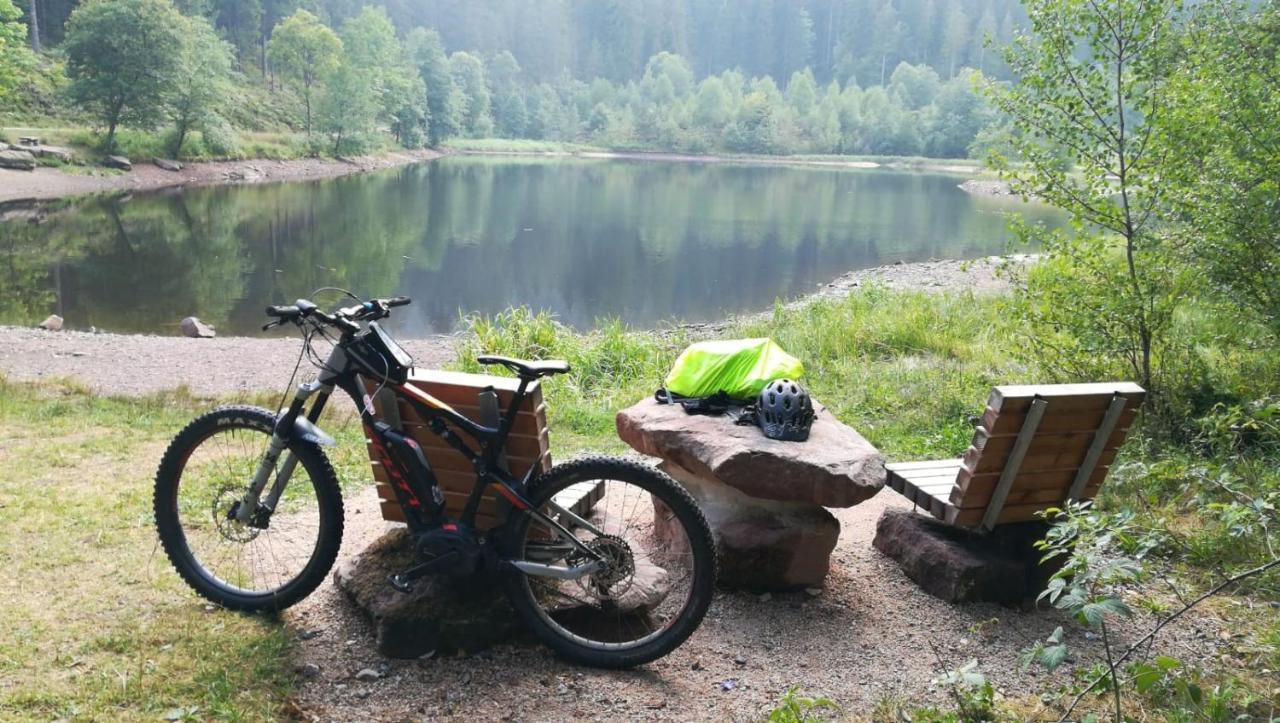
[659, 462, 840, 589]
[617, 397, 884, 590]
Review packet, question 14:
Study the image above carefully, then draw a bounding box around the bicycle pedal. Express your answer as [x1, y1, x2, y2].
[387, 551, 459, 594]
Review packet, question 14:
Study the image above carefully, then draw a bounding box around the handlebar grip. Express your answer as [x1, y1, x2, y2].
[265, 305, 298, 318]
[386, 296, 412, 307]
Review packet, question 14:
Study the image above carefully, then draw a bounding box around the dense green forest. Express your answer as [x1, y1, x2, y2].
[2, 0, 1021, 158]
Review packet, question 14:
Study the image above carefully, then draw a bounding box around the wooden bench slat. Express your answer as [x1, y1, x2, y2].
[894, 472, 960, 485]
[370, 447, 550, 475]
[946, 501, 1070, 527]
[980, 406, 1138, 437]
[884, 382, 1145, 531]
[884, 458, 966, 472]
[988, 383, 1146, 412]
[967, 444, 1118, 475]
[364, 369, 559, 529]
[952, 465, 1109, 500]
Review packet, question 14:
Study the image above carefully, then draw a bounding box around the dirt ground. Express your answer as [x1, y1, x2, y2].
[0, 326, 457, 396]
[283, 485, 1229, 722]
[0, 148, 445, 204]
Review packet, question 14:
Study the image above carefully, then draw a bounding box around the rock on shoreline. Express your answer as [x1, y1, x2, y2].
[958, 178, 1015, 196]
[0, 148, 447, 204]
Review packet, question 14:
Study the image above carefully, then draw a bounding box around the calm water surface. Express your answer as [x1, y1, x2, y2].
[0, 157, 1062, 336]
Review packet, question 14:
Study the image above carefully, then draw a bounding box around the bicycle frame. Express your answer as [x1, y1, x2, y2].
[235, 333, 606, 572]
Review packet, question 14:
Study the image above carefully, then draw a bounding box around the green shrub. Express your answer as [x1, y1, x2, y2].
[199, 117, 238, 157]
[764, 687, 840, 722]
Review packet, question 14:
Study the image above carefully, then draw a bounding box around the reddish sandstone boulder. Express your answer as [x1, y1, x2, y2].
[616, 397, 884, 507]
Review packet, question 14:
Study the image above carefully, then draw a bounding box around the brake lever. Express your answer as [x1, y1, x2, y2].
[262, 319, 282, 331]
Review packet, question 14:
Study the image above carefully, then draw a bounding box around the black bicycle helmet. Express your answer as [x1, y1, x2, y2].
[756, 378, 815, 441]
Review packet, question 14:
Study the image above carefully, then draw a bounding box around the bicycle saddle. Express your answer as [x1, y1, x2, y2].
[475, 355, 571, 379]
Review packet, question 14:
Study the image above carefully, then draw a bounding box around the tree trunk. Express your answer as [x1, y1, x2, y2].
[29, 0, 41, 53]
[303, 86, 312, 138]
[172, 124, 187, 159]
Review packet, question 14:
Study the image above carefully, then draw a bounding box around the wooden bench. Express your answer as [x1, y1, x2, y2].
[364, 369, 599, 530]
[885, 382, 1146, 531]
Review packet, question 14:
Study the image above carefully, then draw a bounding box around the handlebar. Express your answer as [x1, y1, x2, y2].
[263, 295, 411, 332]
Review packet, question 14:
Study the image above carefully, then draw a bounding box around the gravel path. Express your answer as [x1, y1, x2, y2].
[0, 326, 457, 396]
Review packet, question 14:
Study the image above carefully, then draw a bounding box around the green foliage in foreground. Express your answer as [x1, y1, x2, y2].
[454, 289, 1025, 461]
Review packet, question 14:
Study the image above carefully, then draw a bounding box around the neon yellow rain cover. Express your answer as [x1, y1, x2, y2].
[663, 338, 804, 400]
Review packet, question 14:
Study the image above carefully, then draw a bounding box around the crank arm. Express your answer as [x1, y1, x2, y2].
[508, 559, 604, 580]
[389, 551, 460, 593]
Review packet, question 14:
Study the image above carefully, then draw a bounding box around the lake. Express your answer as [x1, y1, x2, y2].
[0, 157, 1061, 337]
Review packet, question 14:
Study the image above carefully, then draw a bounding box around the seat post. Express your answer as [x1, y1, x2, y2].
[488, 376, 532, 457]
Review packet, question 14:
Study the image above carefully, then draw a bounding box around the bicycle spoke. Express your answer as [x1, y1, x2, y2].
[517, 476, 699, 651]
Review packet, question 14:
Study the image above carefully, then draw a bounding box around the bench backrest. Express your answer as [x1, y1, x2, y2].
[949, 382, 1146, 528]
[365, 369, 552, 530]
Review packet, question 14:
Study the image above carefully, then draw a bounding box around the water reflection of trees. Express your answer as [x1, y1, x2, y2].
[0, 160, 1060, 334]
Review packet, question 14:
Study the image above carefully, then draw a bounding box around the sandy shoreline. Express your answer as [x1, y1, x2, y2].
[0, 256, 1028, 396]
[456, 147, 985, 175]
[0, 148, 447, 204]
[0, 145, 993, 206]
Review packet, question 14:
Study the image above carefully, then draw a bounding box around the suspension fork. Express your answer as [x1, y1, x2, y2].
[234, 381, 332, 524]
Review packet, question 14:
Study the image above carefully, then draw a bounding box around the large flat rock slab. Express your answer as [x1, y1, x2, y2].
[616, 397, 884, 507]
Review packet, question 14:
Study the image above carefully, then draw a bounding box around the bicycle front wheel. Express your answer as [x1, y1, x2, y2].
[501, 457, 717, 668]
[153, 405, 344, 611]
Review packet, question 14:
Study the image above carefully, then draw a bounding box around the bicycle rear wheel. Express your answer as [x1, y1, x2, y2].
[153, 406, 344, 611]
[500, 457, 717, 668]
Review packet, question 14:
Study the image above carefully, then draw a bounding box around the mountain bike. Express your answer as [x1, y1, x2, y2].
[153, 294, 717, 668]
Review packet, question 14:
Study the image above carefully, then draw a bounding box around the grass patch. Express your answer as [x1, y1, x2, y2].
[3, 124, 361, 164]
[0, 379, 373, 721]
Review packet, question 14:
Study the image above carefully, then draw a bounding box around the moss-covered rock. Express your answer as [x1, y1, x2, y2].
[333, 528, 521, 659]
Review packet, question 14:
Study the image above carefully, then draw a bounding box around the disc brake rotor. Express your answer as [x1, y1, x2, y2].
[212, 484, 260, 543]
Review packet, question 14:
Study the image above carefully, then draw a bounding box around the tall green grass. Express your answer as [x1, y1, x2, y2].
[453, 288, 1027, 460]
